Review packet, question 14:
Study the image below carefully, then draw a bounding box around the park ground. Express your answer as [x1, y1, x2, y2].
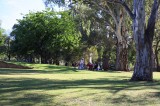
[0, 62, 160, 106]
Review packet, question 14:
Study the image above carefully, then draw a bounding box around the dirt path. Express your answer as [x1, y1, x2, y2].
[0, 61, 32, 69]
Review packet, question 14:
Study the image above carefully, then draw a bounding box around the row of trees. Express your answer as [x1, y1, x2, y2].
[44, 0, 160, 81]
[0, 0, 159, 81]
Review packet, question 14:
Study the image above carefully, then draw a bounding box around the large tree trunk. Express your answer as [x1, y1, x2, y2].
[130, 0, 159, 81]
[131, 1, 151, 81]
[131, 40, 153, 81]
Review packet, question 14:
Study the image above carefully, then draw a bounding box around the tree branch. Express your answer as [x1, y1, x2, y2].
[145, 0, 160, 43]
[147, 0, 160, 31]
[88, 0, 118, 26]
[107, 0, 135, 20]
[105, 3, 118, 26]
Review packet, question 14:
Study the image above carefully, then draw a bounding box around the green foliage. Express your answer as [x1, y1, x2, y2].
[83, 46, 99, 63]
[0, 22, 6, 46]
[11, 10, 80, 63]
[44, 0, 66, 7]
[0, 22, 8, 59]
[70, 3, 116, 64]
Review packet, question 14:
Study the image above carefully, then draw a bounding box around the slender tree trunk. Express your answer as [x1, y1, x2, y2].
[115, 25, 128, 71]
[155, 40, 160, 71]
[89, 53, 93, 64]
[114, 7, 129, 71]
[155, 50, 160, 71]
[155, 52, 160, 71]
[102, 49, 109, 71]
[39, 56, 41, 64]
[8, 54, 11, 61]
[97, 45, 103, 63]
[116, 42, 128, 71]
[7, 38, 11, 61]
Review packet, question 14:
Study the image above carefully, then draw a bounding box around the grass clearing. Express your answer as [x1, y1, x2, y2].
[0, 63, 160, 106]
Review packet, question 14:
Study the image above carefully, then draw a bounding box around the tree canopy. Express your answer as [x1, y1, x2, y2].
[11, 10, 80, 63]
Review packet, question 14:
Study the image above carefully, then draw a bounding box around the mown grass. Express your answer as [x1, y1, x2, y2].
[0, 63, 160, 106]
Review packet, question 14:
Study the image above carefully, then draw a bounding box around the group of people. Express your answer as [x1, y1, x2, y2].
[86, 62, 101, 71]
[77, 58, 102, 71]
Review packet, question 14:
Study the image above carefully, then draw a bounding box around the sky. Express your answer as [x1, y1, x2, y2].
[0, 0, 46, 34]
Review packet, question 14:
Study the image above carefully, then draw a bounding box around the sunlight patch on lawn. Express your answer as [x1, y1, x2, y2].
[0, 63, 160, 106]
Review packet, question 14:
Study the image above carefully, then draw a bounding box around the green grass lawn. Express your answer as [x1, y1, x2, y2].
[0, 63, 160, 106]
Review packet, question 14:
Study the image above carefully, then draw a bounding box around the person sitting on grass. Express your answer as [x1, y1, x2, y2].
[87, 62, 93, 70]
[78, 58, 84, 70]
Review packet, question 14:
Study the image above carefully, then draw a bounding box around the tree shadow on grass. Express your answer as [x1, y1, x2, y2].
[0, 67, 78, 75]
[0, 77, 160, 105]
[0, 92, 64, 106]
[0, 77, 160, 94]
[109, 91, 160, 105]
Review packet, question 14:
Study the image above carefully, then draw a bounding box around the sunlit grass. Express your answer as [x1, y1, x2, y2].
[0, 63, 160, 106]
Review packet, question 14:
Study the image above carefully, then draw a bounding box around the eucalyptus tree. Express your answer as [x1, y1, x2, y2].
[81, 0, 160, 80]
[44, 0, 130, 71]
[115, 0, 160, 81]
[151, 7, 160, 71]
[44, 0, 160, 81]
[72, 2, 118, 68]
[85, 1, 130, 71]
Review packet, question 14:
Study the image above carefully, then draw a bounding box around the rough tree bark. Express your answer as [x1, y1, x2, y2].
[155, 39, 160, 71]
[115, 0, 160, 81]
[116, 41, 128, 71]
[102, 49, 109, 70]
[115, 22, 128, 71]
[131, 0, 159, 81]
[77, 0, 129, 71]
[131, 1, 151, 81]
[107, 4, 129, 71]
